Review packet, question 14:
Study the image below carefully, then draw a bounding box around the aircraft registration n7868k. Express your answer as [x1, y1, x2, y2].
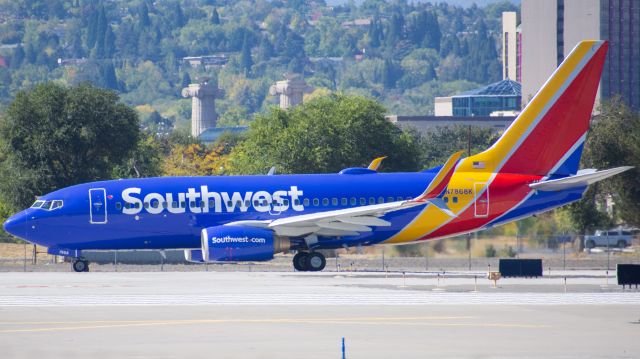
[3, 40, 632, 272]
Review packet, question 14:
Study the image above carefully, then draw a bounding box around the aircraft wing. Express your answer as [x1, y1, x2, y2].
[529, 166, 632, 191]
[227, 151, 463, 238]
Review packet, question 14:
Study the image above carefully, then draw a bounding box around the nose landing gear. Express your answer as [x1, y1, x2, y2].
[72, 258, 90, 272]
[292, 251, 326, 272]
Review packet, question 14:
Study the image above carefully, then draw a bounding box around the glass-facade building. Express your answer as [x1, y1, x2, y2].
[600, 0, 640, 112]
[451, 79, 522, 117]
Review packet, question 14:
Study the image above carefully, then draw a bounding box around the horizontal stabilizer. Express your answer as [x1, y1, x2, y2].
[529, 166, 633, 191]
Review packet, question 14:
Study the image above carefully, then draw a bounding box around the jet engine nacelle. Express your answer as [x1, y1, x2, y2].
[196, 225, 290, 262]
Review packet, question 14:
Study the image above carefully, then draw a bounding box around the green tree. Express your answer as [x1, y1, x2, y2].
[0, 83, 139, 210]
[239, 33, 253, 75]
[230, 94, 420, 175]
[211, 7, 220, 25]
[181, 71, 192, 88]
[576, 99, 640, 226]
[112, 134, 163, 179]
[257, 35, 274, 63]
[139, 3, 151, 28]
[418, 125, 501, 168]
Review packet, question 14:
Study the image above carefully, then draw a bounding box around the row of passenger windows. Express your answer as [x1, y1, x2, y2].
[114, 196, 414, 210]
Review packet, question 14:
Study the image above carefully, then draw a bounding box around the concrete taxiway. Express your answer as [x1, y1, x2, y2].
[0, 271, 638, 358]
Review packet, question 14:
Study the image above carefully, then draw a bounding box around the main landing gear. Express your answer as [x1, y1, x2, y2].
[293, 251, 326, 272]
[72, 258, 90, 272]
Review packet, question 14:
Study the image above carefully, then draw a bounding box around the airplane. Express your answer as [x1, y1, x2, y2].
[3, 40, 632, 272]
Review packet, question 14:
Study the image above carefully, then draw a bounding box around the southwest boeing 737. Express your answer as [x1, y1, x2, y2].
[2, 40, 632, 272]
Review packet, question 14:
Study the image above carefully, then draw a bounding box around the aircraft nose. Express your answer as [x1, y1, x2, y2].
[3, 211, 28, 240]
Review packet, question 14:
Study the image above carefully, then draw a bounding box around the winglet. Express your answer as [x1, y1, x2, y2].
[367, 156, 387, 171]
[413, 150, 464, 202]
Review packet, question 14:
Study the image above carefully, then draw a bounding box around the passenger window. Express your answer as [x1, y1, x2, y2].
[369, 197, 375, 205]
[341, 198, 348, 206]
[303, 198, 309, 206]
[253, 200, 259, 206]
[283, 199, 289, 206]
[190, 201, 196, 208]
[116, 202, 122, 210]
[397, 197, 403, 201]
[162, 202, 168, 209]
[350, 198, 357, 205]
[322, 198, 329, 206]
[387, 197, 394, 203]
[150, 201, 159, 209]
[453, 197, 458, 203]
[360, 198, 366, 205]
[143, 202, 149, 209]
[313, 198, 319, 206]
[200, 201, 206, 208]
[332, 198, 338, 206]
[295, 199, 301, 206]
[227, 201, 232, 207]
[174, 201, 179, 208]
[180, 202, 186, 208]
[245, 200, 251, 207]
[236, 200, 242, 207]
[444, 197, 449, 203]
[378, 197, 384, 204]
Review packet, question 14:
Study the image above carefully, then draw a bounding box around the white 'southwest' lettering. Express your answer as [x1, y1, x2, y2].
[121, 186, 304, 215]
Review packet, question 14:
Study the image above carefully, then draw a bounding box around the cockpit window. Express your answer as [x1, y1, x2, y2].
[31, 200, 45, 208]
[32, 199, 63, 211]
[51, 200, 63, 210]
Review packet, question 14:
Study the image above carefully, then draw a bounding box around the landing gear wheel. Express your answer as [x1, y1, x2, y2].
[72, 259, 89, 272]
[293, 252, 309, 271]
[307, 252, 326, 272]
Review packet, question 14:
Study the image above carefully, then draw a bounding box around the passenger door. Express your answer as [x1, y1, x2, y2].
[89, 188, 108, 224]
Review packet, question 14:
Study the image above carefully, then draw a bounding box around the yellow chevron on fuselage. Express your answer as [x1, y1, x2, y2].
[384, 170, 486, 243]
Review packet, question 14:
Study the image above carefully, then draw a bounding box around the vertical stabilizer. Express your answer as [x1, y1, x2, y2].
[459, 40, 608, 177]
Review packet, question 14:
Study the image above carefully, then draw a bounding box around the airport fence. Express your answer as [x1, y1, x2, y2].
[0, 234, 638, 272]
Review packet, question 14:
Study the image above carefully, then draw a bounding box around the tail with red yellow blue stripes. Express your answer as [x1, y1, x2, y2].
[461, 40, 608, 177]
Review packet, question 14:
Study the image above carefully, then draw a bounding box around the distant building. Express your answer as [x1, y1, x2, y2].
[521, 0, 640, 111]
[387, 115, 515, 135]
[57, 57, 88, 67]
[199, 127, 248, 144]
[502, 12, 521, 82]
[182, 55, 229, 69]
[434, 79, 522, 117]
[341, 18, 371, 28]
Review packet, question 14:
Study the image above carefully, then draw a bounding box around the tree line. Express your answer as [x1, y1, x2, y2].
[0, 0, 516, 127]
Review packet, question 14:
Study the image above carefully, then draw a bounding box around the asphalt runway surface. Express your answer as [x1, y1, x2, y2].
[0, 272, 639, 359]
